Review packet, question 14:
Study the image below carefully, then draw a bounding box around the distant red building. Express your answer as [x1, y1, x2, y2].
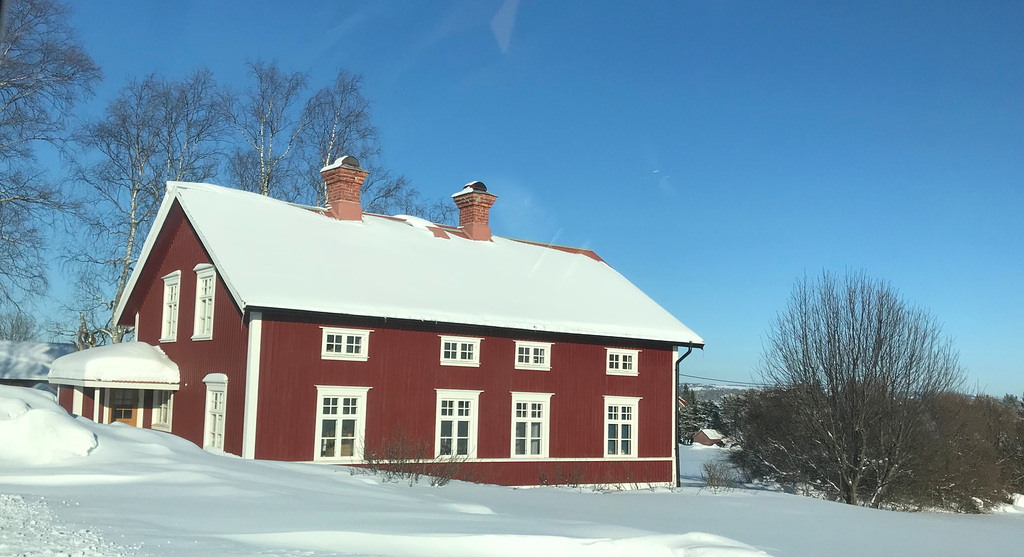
[51, 156, 703, 487]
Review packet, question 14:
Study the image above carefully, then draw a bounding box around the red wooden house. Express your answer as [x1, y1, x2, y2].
[51, 156, 704, 487]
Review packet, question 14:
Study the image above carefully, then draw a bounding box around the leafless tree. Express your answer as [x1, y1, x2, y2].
[225, 60, 307, 199]
[0, 310, 38, 341]
[0, 0, 99, 306]
[745, 270, 964, 507]
[300, 71, 456, 222]
[72, 69, 226, 343]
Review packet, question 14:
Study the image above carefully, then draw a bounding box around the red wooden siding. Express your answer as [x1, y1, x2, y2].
[81, 387, 96, 421]
[124, 201, 250, 454]
[58, 386, 72, 413]
[254, 311, 676, 485]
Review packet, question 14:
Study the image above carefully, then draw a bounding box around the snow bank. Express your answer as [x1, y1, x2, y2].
[229, 530, 768, 557]
[48, 342, 179, 385]
[0, 385, 97, 465]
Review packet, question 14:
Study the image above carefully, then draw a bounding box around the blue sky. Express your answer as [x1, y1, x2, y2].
[59, 1, 1022, 395]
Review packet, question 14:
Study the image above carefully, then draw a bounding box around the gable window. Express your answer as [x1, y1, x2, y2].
[514, 341, 552, 371]
[604, 395, 641, 458]
[192, 264, 216, 340]
[510, 392, 553, 458]
[605, 348, 640, 376]
[160, 271, 181, 342]
[152, 390, 173, 431]
[321, 328, 372, 361]
[435, 389, 481, 458]
[314, 386, 370, 462]
[202, 374, 228, 451]
[439, 336, 481, 367]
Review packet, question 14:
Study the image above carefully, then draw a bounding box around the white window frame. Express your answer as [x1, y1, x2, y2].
[439, 336, 482, 367]
[435, 389, 482, 458]
[321, 327, 372, 362]
[510, 392, 553, 458]
[514, 341, 552, 371]
[151, 390, 173, 432]
[313, 385, 371, 463]
[605, 348, 640, 376]
[160, 271, 181, 342]
[192, 264, 216, 340]
[203, 374, 228, 451]
[604, 395, 641, 458]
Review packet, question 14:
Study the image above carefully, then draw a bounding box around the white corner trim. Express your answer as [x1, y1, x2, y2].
[242, 311, 263, 459]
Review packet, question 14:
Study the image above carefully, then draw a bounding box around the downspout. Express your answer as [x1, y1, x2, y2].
[674, 346, 694, 488]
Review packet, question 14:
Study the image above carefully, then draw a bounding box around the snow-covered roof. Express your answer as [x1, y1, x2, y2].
[117, 181, 704, 345]
[47, 343, 179, 389]
[0, 341, 76, 381]
[698, 428, 724, 440]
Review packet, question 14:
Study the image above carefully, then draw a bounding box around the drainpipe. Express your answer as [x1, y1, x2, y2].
[674, 346, 694, 488]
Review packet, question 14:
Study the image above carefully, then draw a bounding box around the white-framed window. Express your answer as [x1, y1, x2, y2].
[202, 374, 228, 451]
[314, 386, 370, 462]
[514, 341, 552, 371]
[160, 271, 181, 342]
[510, 392, 553, 458]
[606, 348, 640, 376]
[192, 264, 216, 340]
[152, 390, 173, 431]
[321, 328, 372, 361]
[604, 395, 641, 458]
[435, 389, 482, 458]
[439, 336, 481, 367]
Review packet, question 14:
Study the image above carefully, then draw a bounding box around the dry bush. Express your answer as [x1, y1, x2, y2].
[363, 431, 467, 487]
[701, 458, 741, 491]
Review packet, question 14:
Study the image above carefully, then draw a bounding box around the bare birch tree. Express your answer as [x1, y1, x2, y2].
[226, 60, 307, 199]
[0, 0, 98, 306]
[296, 69, 454, 223]
[734, 270, 964, 507]
[72, 69, 226, 343]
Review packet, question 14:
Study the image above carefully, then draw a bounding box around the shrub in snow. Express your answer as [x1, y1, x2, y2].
[0, 386, 97, 465]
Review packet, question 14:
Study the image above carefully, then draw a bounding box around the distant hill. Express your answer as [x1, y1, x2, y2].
[679, 383, 757, 404]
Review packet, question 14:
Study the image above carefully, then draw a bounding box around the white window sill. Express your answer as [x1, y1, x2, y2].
[321, 353, 369, 362]
[603, 454, 638, 459]
[440, 360, 480, 368]
[515, 364, 551, 371]
[191, 334, 213, 342]
[606, 369, 639, 377]
[152, 423, 171, 433]
[314, 457, 363, 464]
[159, 337, 176, 343]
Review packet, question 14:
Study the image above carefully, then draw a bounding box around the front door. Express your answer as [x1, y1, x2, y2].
[108, 389, 139, 426]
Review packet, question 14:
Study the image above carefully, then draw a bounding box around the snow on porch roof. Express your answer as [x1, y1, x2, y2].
[48, 343, 180, 389]
[120, 181, 704, 346]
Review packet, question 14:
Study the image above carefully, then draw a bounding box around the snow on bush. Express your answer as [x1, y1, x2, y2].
[0, 385, 97, 465]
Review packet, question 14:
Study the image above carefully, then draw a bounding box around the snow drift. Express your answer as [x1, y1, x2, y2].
[0, 386, 97, 465]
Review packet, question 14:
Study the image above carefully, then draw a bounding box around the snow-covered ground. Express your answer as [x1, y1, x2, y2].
[1, 385, 1022, 557]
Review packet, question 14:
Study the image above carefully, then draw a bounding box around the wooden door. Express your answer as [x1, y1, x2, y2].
[108, 389, 139, 427]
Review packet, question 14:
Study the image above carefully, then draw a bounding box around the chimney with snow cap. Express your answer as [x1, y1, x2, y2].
[452, 181, 497, 241]
[321, 155, 368, 220]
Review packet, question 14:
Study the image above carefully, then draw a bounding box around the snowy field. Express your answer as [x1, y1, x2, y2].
[1, 386, 1023, 557]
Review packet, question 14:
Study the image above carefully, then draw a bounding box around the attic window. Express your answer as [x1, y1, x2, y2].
[192, 264, 216, 341]
[514, 341, 551, 371]
[321, 328, 372, 361]
[439, 336, 481, 367]
[160, 271, 181, 342]
[606, 348, 639, 376]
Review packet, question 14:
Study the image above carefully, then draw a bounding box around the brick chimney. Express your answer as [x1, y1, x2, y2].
[452, 181, 497, 241]
[321, 155, 368, 220]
